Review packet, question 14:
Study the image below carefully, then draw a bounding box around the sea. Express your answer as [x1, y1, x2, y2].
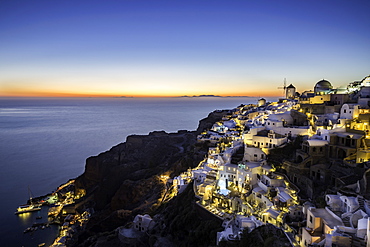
[0, 96, 275, 247]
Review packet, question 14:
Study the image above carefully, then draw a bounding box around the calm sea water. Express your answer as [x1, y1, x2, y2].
[0, 96, 275, 246]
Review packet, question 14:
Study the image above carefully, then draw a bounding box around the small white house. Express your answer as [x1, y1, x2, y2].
[219, 163, 237, 189]
[340, 196, 359, 213]
[340, 103, 359, 120]
[133, 214, 154, 232]
[325, 194, 342, 211]
[244, 146, 266, 162]
[252, 130, 287, 149]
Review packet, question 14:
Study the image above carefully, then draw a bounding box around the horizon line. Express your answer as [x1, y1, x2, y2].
[0, 92, 281, 98]
[0, 94, 280, 99]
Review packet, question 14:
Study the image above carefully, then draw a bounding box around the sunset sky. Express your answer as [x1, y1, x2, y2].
[1, 0, 369, 97]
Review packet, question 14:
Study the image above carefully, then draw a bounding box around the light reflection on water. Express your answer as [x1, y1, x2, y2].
[12, 206, 60, 247]
[17, 212, 33, 223]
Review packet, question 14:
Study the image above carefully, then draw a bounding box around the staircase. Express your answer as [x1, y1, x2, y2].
[351, 235, 366, 247]
[342, 216, 352, 227]
[357, 196, 365, 211]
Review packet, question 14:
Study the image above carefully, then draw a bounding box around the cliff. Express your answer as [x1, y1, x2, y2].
[66, 108, 296, 247]
[69, 110, 226, 246]
[75, 130, 196, 208]
[237, 224, 292, 247]
[75, 109, 227, 205]
[196, 109, 230, 134]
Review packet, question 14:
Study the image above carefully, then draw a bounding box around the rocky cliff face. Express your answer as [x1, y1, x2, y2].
[69, 110, 227, 246]
[69, 107, 294, 247]
[237, 224, 291, 247]
[196, 109, 230, 133]
[75, 130, 198, 208]
[75, 109, 227, 205]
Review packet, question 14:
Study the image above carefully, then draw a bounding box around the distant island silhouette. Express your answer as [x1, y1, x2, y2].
[179, 95, 251, 98]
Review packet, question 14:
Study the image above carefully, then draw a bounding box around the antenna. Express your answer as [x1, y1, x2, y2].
[277, 78, 287, 97]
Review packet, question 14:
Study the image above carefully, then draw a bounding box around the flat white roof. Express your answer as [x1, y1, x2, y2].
[335, 132, 364, 139]
[306, 140, 329, 146]
[278, 191, 293, 202]
[193, 169, 208, 174]
[244, 162, 262, 169]
[265, 208, 280, 218]
[252, 185, 266, 194]
[310, 208, 343, 229]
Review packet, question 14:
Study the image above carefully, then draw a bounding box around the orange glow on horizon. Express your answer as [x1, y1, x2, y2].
[0, 82, 281, 98]
[0, 76, 282, 99]
[0, 90, 281, 98]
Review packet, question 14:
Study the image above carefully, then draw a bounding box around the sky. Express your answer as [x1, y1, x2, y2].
[0, 0, 369, 97]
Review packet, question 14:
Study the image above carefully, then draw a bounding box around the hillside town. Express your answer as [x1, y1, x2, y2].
[23, 75, 370, 247]
[171, 75, 370, 246]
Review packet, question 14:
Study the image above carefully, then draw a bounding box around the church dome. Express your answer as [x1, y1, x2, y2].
[314, 79, 332, 94]
[362, 75, 370, 87]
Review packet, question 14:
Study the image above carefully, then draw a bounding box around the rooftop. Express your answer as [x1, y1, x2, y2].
[335, 132, 364, 139]
[306, 140, 329, 146]
[310, 208, 343, 229]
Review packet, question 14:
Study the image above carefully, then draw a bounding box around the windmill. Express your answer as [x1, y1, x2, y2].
[277, 78, 287, 97]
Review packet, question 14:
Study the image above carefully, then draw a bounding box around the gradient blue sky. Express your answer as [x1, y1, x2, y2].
[1, 0, 369, 97]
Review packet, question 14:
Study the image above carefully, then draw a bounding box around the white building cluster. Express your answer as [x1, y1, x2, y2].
[194, 99, 303, 244]
[192, 75, 370, 246]
[130, 75, 370, 247]
[301, 194, 370, 247]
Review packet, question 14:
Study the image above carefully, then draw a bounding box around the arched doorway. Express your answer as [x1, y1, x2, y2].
[296, 155, 303, 163]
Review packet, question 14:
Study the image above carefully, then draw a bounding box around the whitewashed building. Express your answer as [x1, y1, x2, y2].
[133, 214, 154, 232]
